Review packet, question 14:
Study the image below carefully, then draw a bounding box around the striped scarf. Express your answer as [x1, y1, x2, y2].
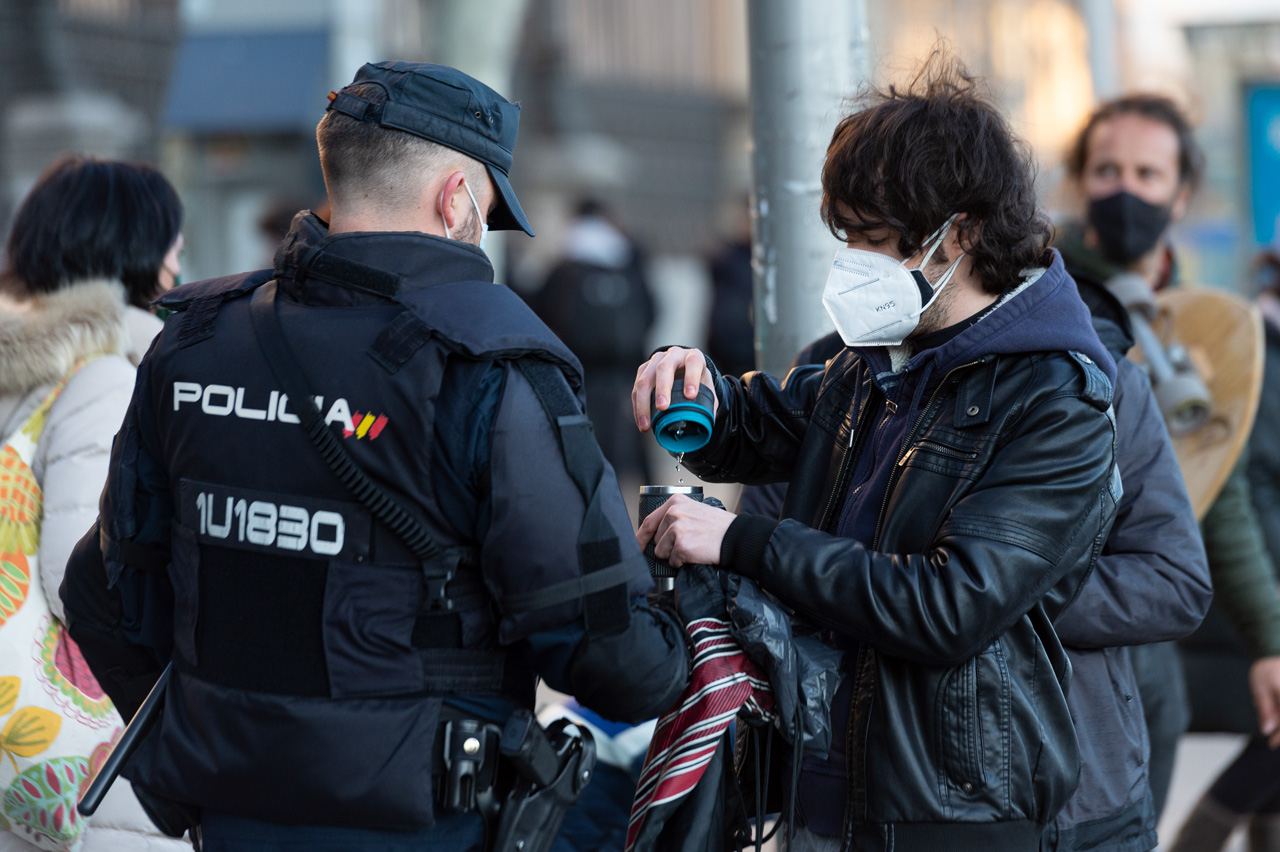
[625, 616, 776, 851]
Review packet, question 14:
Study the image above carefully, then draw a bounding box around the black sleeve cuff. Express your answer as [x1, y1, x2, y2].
[721, 513, 778, 580]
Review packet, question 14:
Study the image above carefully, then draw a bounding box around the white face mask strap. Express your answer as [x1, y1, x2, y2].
[913, 215, 966, 315]
[917, 213, 960, 270]
[462, 178, 483, 223]
[932, 252, 965, 293]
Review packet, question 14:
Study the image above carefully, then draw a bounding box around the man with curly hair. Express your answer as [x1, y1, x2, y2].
[631, 56, 1122, 851]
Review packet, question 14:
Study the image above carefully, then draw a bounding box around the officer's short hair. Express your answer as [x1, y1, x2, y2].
[2, 156, 183, 309]
[317, 82, 486, 209]
[1065, 94, 1205, 191]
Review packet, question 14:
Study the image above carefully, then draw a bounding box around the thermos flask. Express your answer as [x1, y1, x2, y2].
[638, 485, 703, 591]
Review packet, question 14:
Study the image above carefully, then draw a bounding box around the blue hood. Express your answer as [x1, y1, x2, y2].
[859, 249, 1117, 386]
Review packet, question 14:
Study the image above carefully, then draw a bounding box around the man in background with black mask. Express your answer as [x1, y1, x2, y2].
[1058, 96, 1191, 288]
[1056, 94, 1280, 829]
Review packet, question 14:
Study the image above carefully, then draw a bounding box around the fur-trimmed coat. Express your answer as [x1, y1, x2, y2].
[0, 280, 183, 852]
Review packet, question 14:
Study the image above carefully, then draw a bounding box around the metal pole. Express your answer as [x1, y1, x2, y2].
[1081, 0, 1121, 100]
[747, 0, 870, 375]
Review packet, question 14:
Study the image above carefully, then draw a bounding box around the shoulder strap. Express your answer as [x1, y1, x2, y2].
[248, 282, 461, 608]
[251, 282, 517, 696]
[516, 360, 640, 638]
[3, 358, 96, 454]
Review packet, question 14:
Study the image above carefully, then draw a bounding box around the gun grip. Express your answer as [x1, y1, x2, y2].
[500, 709, 560, 788]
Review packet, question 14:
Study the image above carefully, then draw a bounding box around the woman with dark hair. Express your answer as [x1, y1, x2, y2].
[0, 156, 188, 852]
[3, 156, 184, 354]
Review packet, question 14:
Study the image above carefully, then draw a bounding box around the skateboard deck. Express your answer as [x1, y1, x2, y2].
[1128, 288, 1263, 520]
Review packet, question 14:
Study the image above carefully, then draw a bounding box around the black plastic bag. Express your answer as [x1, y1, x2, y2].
[722, 573, 843, 759]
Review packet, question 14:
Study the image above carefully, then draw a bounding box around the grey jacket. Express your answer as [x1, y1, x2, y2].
[1047, 356, 1211, 852]
[1041, 266, 1212, 852]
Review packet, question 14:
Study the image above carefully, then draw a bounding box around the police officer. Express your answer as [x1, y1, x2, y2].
[60, 61, 691, 852]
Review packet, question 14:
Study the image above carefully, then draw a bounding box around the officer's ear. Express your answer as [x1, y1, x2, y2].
[437, 170, 469, 235]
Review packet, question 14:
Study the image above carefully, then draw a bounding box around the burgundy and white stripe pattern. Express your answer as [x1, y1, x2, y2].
[625, 617, 775, 851]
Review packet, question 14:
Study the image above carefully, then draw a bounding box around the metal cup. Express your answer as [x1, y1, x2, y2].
[638, 485, 703, 591]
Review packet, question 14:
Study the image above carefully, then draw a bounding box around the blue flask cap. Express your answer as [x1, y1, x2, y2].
[651, 380, 715, 453]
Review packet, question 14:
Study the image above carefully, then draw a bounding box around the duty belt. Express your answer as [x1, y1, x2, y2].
[433, 706, 599, 852]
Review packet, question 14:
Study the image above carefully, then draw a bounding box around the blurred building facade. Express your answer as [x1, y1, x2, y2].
[0, 0, 180, 242]
[0, 0, 1277, 300]
[160, 0, 383, 280]
[1180, 20, 1280, 291]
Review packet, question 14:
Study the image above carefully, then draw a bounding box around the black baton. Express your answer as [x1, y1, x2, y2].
[78, 663, 171, 817]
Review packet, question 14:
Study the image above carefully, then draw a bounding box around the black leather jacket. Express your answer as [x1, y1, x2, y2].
[687, 258, 1121, 851]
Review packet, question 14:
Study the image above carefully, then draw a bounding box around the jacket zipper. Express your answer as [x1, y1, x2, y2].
[842, 642, 873, 850]
[903, 440, 980, 462]
[840, 357, 988, 844]
[817, 386, 877, 532]
[870, 358, 987, 550]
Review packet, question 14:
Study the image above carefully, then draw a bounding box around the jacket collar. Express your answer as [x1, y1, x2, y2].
[261, 211, 584, 382]
[273, 212, 495, 306]
[0, 278, 128, 395]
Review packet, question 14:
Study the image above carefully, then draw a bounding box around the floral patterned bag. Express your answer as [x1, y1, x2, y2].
[0, 370, 122, 852]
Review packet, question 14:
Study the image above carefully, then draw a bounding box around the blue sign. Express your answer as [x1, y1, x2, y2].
[164, 30, 330, 134]
[1247, 85, 1280, 246]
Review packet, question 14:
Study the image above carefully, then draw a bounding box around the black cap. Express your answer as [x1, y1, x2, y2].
[327, 60, 534, 237]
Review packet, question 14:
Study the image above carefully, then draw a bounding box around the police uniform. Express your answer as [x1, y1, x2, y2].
[61, 62, 690, 851]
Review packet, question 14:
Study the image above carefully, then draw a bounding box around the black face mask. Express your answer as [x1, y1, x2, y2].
[1087, 191, 1172, 265]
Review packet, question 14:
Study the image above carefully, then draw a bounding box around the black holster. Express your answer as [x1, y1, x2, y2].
[492, 710, 596, 852]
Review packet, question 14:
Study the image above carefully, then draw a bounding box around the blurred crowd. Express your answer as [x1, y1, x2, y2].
[4, 37, 1280, 852]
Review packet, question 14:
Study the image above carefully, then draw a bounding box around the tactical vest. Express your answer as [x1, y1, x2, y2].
[119, 229, 637, 830]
